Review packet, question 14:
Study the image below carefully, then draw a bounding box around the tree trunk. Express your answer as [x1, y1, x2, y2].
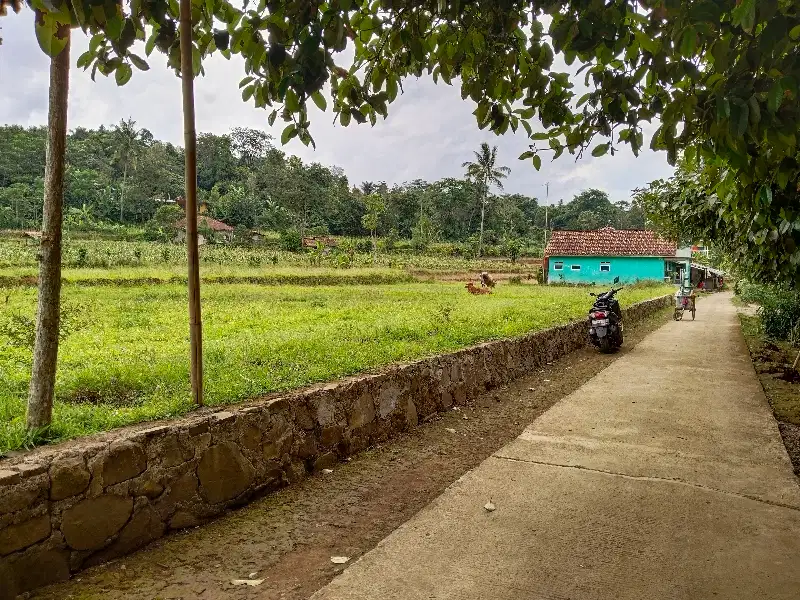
[120, 163, 127, 222]
[180, 0, 203, 406]
[27, 30, 70, 431]
[478, 193, 486, 259]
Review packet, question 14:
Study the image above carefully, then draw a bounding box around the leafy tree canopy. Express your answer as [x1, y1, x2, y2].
[634, 157, 799, 285]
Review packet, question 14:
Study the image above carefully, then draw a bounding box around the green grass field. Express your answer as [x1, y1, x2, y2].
[0, 282, 672, 453]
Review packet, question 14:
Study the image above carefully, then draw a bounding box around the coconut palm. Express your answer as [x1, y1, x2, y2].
[462, 143, 511, 257]
[112, 118, 145, 223]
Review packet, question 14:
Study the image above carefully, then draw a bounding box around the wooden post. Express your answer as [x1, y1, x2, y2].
[27, 27, 70, 431]
[179, 0, 203, 406]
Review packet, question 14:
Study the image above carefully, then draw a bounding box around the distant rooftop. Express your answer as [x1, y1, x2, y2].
[545, 227, 677, 257]
[175, 215, 233, 232]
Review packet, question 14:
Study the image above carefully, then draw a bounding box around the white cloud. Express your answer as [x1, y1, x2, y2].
[0, 9, 674, 204]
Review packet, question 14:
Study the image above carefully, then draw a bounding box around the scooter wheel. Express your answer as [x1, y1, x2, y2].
[673, 309, 682, 321]
[599, 337, 612, 353]
[692, 308, 696, 320]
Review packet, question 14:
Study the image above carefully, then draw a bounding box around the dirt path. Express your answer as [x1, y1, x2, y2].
[29, 310, 670, 600]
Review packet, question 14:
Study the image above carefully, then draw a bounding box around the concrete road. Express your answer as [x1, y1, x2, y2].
[312, 293, 800, 600]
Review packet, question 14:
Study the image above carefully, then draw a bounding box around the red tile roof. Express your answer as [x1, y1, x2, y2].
[175, 215, 234, 232]
[545, 227, 676, 257]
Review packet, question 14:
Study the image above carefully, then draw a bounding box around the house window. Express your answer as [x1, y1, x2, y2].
[554, 262, 563, 271]
[600, 262, 611, 273]
[571, 264, 581, 271]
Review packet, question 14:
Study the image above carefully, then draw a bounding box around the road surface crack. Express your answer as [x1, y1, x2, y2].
[491, 453, 800, 512]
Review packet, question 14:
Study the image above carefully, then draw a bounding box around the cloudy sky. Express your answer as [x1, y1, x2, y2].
[0, 10, 674, 205]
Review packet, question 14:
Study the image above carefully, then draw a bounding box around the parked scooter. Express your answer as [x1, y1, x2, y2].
[588, 277, 624, 353]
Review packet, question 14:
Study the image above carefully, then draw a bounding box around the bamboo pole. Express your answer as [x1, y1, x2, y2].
[179, 0, 203, 406]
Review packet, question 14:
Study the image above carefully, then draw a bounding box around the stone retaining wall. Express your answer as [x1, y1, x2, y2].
[0, 295, 670, 597]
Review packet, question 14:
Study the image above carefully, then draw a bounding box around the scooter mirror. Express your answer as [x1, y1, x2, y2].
[613, 276, 620, 284]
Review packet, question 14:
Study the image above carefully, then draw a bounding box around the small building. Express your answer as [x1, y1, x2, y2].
[174, 215, 234, 245]
[544, 227, 677, 284]
[302, 236, 338, 249]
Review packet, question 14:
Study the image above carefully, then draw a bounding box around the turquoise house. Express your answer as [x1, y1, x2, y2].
[544, 227, 676, 285]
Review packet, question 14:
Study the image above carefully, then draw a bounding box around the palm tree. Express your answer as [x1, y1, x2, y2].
[112, 118, 144, 223]
[462, 143, 511, 257]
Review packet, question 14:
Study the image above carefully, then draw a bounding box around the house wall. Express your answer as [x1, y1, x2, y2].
[548, 256, 666, 284]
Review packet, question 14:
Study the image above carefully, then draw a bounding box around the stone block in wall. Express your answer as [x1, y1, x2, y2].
[156, 468, 199, 520]
[348, 391, 376, 430]
[84, 501, 164, 566]
[197, 442, 255, 505]
[170, 510, 202, 530]
[440, 389, 453, 410]
[0, 515, 51, 556]
[0, 473, 48, 516]
[293, 402, 316, 431]
[262, 417, 293, 462]
[312, 452, 338, 473]
[49, 455, 90, 501]
[61, 495, 133, 551]
[320, 425, 344, 449]
[295, 432, 318, 461]
[101, 441, 147, 487]
[148, 432, 189, 469]
[378, 383, 402, 419]
[0, 546, 70, 597]
[405, 397, 418, 429]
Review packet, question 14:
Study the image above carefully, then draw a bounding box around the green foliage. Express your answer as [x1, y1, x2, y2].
[384, 228, 399, 252]
[1, 125, 641, 253]
[635, 157, 798, 284]
[0, 281, 671, 453]
[145, 204, 183, 241]
[737, 282, 800, 343]
[505, 239, 522, 264]
[0, 298, 88, 350]
[279, 229, 302, 252]
[463, 143, 510, 257]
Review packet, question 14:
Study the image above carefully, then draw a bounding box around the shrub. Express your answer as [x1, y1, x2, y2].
[505, 239, 522, 264]
[75, 247, 89, 268]
[279, 229, 302, 252]
[0, 300, 89, 349]
[758, 287, 800, 342]
[509, 275, 522, 285]
[355, 239, 372, 254]
[384, 229, 399, 252]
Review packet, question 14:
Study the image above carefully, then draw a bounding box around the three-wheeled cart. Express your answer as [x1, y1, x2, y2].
[674, 287, 696, 321]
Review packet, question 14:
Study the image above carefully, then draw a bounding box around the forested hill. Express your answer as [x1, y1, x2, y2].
[0, 121, 644, 241]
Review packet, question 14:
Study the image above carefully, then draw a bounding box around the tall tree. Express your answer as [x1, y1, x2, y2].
[361, 192, 385, 262]
[112, 118, 144, 222]
[27, 25, 70, 432]
[462, 143, 510, 257]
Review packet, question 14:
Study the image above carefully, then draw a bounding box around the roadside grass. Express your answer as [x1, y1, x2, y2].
[739, 314, 800, 425]
[0, 282, 672, 453]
